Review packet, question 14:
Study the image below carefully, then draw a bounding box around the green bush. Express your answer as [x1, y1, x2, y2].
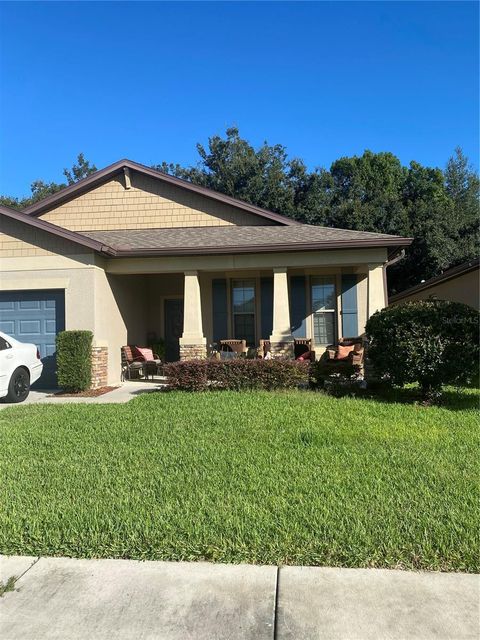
[366, 301, 479, 402]
[56, 330, 93, 392]
[164, 359, 310, 391]
[148, 339, 165, 361]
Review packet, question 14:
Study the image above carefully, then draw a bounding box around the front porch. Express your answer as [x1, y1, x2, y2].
[105, 261, 386, 374]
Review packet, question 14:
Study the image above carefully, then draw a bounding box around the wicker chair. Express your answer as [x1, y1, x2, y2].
[294, 338, 316, 361]
[121, 346, 145, 381]
[325, 336, 365, 370]
[219, 339, 248, 358]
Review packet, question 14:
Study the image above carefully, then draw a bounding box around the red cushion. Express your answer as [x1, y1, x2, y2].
[336, 344, 355, 360]
[134, 347, 154, 361]
[296, 351, 313, 362]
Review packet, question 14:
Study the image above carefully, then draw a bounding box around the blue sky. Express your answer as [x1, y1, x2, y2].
[0, 1, 478, 198]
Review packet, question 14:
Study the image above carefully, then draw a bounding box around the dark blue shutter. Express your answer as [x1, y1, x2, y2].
[341, 275, 358, 338]
[212, 279, 228, 344]
[290, 276, 307, 338]
[260, 277, 273, 339]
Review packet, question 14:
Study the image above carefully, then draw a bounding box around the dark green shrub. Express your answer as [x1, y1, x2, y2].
[164, 359, 310, 391]
[309, 359, 360, 389]
[366, 301, 479, 402]
[56, 330, 93, 392]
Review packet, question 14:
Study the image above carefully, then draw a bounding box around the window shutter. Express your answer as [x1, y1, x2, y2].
[290, 276, 307, 338]
[260, 277, 273, 339]
[212, 279, 228, 344]
[341, 275, 358, 338]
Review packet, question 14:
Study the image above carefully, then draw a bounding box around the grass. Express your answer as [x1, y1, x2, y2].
[0, 389, 478, 571]
[0, 576, 16, 597]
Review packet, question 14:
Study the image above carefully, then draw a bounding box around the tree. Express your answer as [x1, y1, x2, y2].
[327, 151, 409, 236]
[63, 153, 97, 185]
[444, 147, 479, 266]
[0, 153, 96, 210]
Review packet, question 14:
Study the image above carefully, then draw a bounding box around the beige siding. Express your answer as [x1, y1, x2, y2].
[391, 269, 479, 310]
[40, 172, 275, 231]
[0, 215, 89, 258]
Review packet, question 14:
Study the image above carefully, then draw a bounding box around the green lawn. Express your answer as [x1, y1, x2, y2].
[0, 389, 478, 571]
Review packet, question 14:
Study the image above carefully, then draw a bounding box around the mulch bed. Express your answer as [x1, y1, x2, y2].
[49, 386, 119, 398]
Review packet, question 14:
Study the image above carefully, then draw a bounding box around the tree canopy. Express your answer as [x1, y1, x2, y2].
[1, 132, 477, 294]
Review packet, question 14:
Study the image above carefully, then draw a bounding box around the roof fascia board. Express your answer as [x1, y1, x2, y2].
[389, 258, 480, 302]
[0, 205, 114, 255]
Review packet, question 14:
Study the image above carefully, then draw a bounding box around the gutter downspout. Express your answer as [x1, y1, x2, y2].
[383, 249, 406, 307]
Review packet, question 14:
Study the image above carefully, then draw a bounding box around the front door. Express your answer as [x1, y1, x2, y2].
[164, 299, 184, 362]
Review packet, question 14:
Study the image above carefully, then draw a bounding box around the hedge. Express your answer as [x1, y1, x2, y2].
[56, 330, 93, 392]
[164, 359, 310, 391]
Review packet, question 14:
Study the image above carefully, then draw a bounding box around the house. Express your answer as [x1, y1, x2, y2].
[0, 160, 412, 388]
[389, 258, 479, 310]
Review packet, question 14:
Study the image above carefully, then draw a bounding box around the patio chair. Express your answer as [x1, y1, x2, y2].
[324, 336, 365, 371]
[294, 338, 316, 361]
[132, 346, 163, 379]
[219, 339, 247, 359]
[121, 346, 145, 381]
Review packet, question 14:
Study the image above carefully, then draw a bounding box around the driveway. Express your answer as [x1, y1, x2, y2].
[1, 556, 478, 639]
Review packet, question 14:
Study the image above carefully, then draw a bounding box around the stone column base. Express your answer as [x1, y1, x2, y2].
[269, 340, 295, 358]
[179, 344, 207, 361]
[91, 346, 108, 389]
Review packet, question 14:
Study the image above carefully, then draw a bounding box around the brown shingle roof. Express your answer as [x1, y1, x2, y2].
[81, 225, 412, 256]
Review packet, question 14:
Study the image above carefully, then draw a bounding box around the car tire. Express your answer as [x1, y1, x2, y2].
[5, 367, 30, 403]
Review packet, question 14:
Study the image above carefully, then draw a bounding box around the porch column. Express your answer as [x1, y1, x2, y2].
[179, 271, 207, 360]
[367, 264, 386, 318]
[269, 267, 294, 357]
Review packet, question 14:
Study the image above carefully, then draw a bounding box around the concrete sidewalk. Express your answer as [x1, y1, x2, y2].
[1, 556, 478, 640]
[0, 380, 166, 409]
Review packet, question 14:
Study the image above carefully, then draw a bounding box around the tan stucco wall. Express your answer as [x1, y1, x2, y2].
[39, 172, 275, 231]
[391, 269, 479, 310]
[104, 248, 388, 275]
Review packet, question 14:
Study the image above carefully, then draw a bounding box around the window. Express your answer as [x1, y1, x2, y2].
[311, 277, 336, 345]
[0, 337, 11, 351]
[232, 279, 256, 345]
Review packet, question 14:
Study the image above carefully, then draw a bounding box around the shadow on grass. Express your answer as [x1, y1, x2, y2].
[351, 384, 479, 411]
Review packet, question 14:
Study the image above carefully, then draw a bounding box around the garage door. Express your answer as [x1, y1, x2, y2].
[0, 290, 65, 388]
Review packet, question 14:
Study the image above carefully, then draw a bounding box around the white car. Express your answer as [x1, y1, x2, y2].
[0, 331, 43, 403]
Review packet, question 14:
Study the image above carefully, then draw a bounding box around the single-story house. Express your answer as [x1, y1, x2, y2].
[389, 258, 479, 310]
[0, 159, 412, 387]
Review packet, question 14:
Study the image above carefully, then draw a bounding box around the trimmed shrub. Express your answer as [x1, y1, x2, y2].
[164, 359, 310, 392]
[366, 300, 479, 402]
[56, 330, 93, 392]
[164, 360, 208, 391]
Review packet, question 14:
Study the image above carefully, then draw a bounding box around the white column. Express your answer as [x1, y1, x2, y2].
[367, 264, 386, 318]
[180, 271, 206, 346]
[270, 267, 294, 344]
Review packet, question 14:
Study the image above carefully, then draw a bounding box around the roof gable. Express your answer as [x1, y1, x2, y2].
[24, 159, 297, 227]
